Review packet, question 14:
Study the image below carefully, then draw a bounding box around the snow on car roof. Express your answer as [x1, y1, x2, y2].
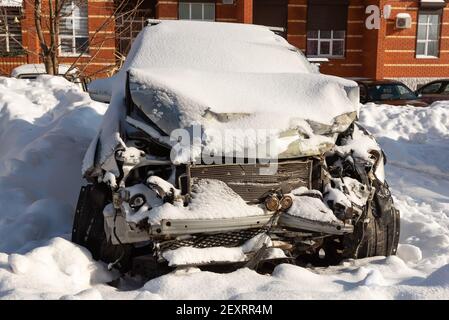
[124, 20, 359, 125]
[11, 64, 77, 77]
[124, 20, 314, 74]
[0, 0, 22, 7]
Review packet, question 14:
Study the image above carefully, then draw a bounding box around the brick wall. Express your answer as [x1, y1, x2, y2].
[0, 0, 116, 78]
[380, 0, 449, 79]
[156, 0, 239, 21]
[286, 0, 307, 51]
[2, 0, 449, 81]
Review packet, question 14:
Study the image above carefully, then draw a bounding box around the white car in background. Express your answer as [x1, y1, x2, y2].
[11, 63, 86, 91]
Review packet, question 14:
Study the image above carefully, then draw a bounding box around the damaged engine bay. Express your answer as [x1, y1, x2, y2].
[74, 115, 399, 275]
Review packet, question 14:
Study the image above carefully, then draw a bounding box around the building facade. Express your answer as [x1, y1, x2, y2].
[0, 0, 117, 77]
[0, 0, 448, 86]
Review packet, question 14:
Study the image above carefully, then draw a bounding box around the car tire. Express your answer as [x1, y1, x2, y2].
[72, 184, 133, 273]
[343, 179, 400, 259]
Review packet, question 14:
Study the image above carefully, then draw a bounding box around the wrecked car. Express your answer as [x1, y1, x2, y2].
[72, 20, 400, 275]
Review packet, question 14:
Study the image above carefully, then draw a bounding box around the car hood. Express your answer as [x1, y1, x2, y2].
[127, 68, 359, 162]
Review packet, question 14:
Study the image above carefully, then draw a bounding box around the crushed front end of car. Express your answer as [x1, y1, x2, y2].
[73, 20, 399, 275]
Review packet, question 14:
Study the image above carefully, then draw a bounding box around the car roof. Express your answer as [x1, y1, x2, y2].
[11, 64, 78, 77]
[356, 79, 405, 86]
[422, 79, 449, 84]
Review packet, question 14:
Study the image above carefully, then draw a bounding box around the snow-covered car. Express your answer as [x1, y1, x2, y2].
[11, 64, 86, 91]
[73, 20, 400, 274]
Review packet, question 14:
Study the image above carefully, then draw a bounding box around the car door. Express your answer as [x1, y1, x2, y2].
[417, 81, 444, 104]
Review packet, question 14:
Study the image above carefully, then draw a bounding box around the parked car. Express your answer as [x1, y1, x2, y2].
[356, 79, 428, 107]
[11, 64, 87, 91]
[73, 20, 400, 275]
[415, 79, 449, 104]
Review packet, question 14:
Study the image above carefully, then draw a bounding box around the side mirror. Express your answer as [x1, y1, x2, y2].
[87, 77, 113, 103]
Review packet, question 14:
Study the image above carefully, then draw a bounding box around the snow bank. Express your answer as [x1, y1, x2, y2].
[0, 76, 106, 253]
[0, 238, 115, 299]
[359, 102, 449, 203]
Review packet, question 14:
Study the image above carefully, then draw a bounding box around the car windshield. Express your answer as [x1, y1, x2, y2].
[368, 84, 417, 101]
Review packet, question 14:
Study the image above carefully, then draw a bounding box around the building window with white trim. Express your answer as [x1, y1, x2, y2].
[0, 7, 23, 55]
[179, 2, 215, 21]
[306, 30, 345, 58]
[59, 1, 89, 56]
[416, 12, 441, 58]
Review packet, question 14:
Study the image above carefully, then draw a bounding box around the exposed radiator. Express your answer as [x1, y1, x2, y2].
[188, 160, 312, 203]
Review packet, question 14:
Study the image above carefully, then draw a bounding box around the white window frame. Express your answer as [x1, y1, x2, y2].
[306, 30, 345, 58]
[416, 12, 440, 59]
[0, 7, 22, 54]
[178, 2, 215, 21]
[59, 1, 89, 57]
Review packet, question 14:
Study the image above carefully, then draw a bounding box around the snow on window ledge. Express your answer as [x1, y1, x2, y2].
[416, 55, 439, 59]
[59, 53, 90, 58]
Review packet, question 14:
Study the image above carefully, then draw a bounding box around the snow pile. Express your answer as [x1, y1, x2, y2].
[162, 247, 246, 267]
[359, 102, 449, 270]
[359, 102, 449, 203]
[162, 233, 285, 266]
[286, 188, 338, 223]
[0, 238, 115, 299]
[0, 76, 106, 253]
[132, 179, 265, 225]
[105, 179, 266, 225]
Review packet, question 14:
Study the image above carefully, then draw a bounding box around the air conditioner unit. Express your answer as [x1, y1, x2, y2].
[396, 13, 412, 29]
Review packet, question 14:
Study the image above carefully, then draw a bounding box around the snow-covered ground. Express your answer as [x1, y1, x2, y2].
[0, 76, 449, 299]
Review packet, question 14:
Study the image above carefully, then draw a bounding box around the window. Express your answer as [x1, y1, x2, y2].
[0, 7, 22, 55]
[420, 82, 442, 94]
[179, 2, 215, 21]
[368, 84, 417, 101]
[416, 12, 441, 58]
[59, 1, 89, 56]
[442, 83, 449, 95]
[307, 30, 345, 57]
[306, 1, 348, 58]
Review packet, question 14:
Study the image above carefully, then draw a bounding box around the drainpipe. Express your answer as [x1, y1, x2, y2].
[237, 0, 253, 24]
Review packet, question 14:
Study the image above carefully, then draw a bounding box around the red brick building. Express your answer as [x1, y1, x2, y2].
[1, 0, 448, 87]
[0, 0, 117, 77]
